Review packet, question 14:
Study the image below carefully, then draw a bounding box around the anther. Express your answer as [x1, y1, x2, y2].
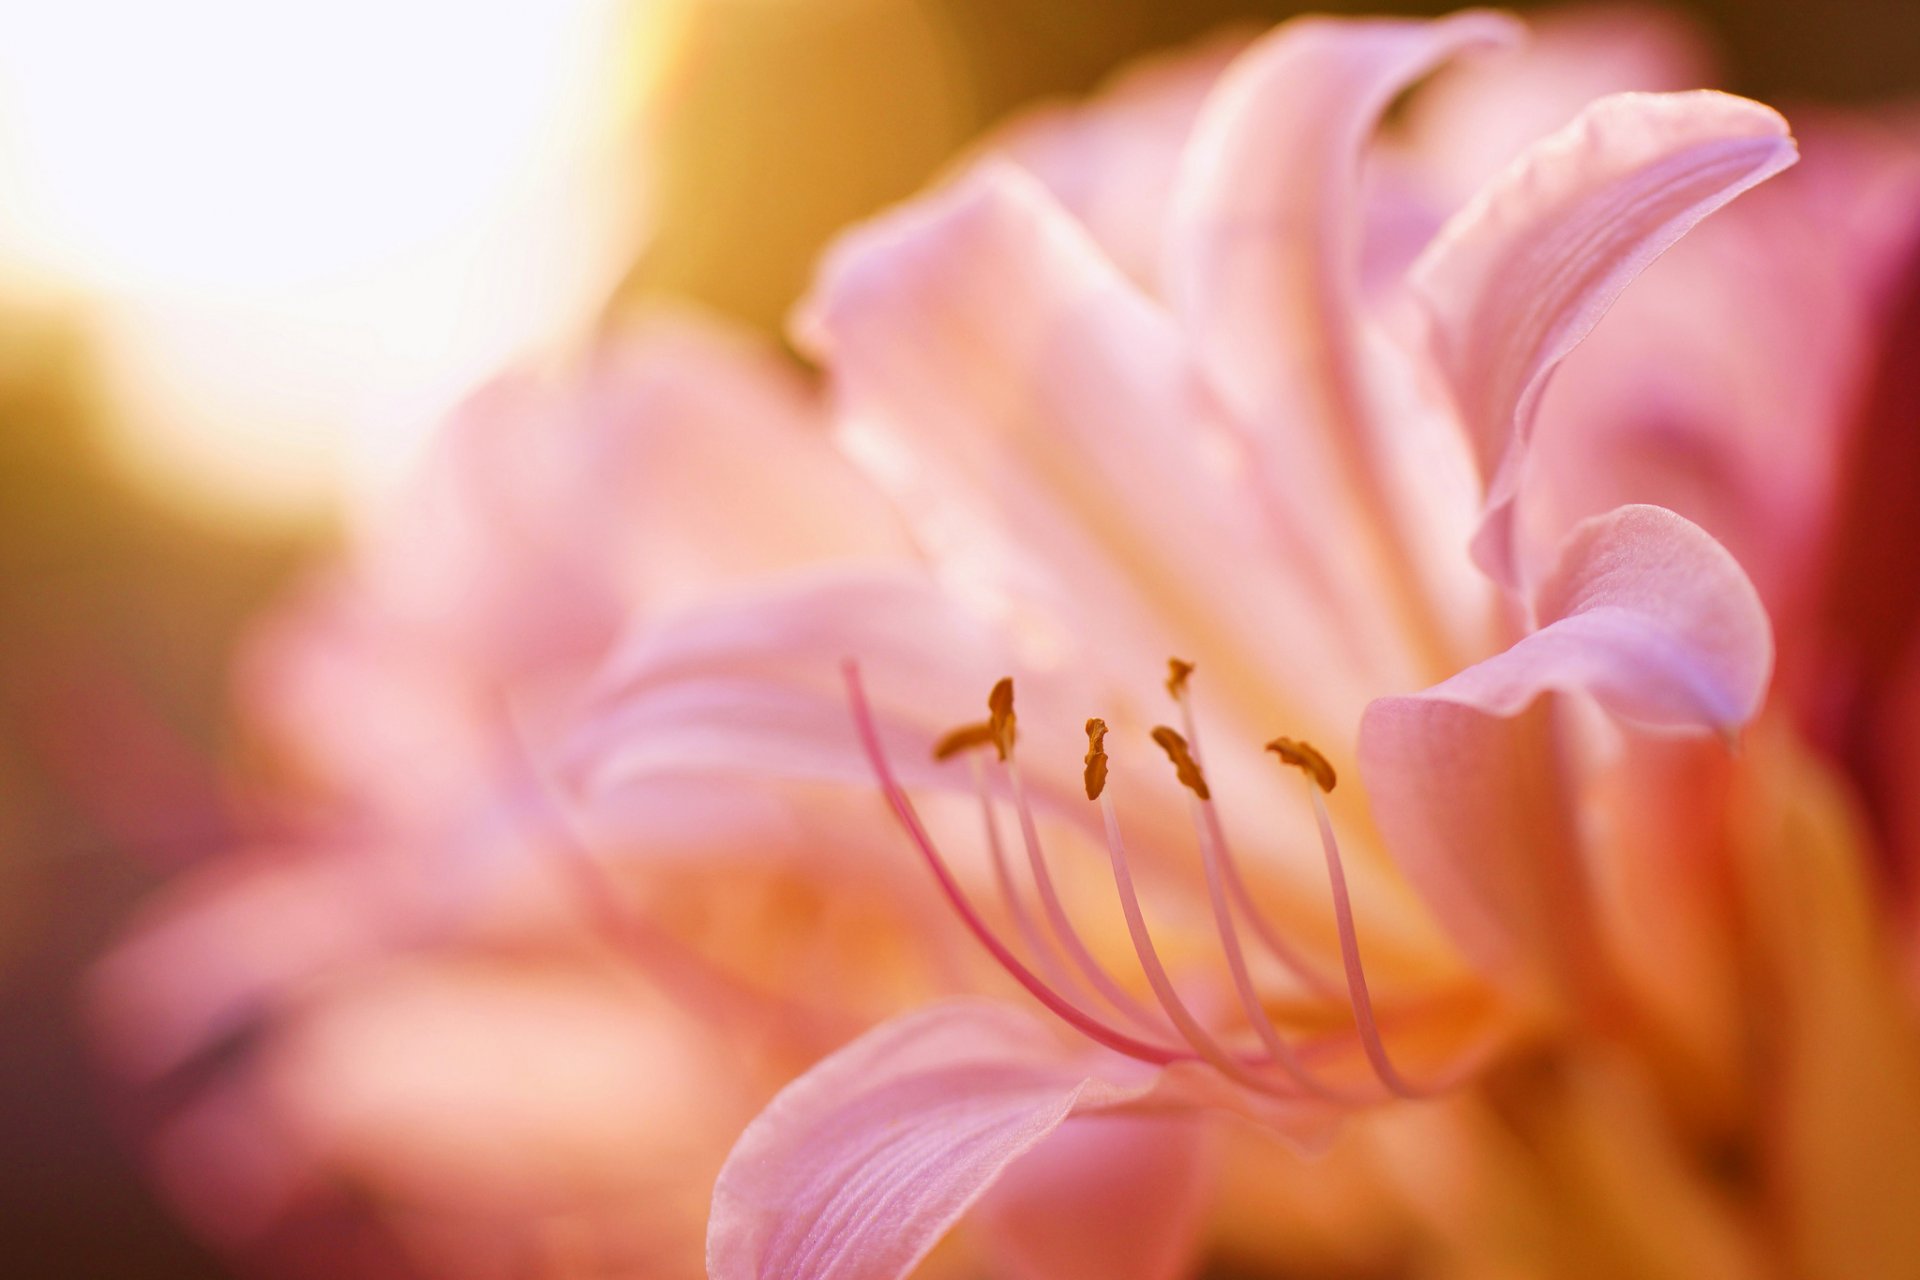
[932, 721, 996, 761]
[1165, 657, 1195, 700]
[1151, 725, 1210, 800]
[987, 677, 1016, 761]
[1266, 736, 1337, 793]
[1083, 718, 1110, 801]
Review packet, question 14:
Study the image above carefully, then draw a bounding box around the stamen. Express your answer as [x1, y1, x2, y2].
[1145, 724, 1371, 1102]
[1297, 774, 1423, 1098]
[1164, 657, 1196, 700]
[932, 721, 995, 761]
[1083, 717, 1110, 801]
[987, 676, 1016, 761]
[1003, 726, 1169, 1036]
[936, 687, 1157, 1031]
[1097, 788, 1318, 1101]
[1164, 667, 1341, 998]
[1266, 736, 1337, 793]
[968, 753, 1068, 988]
[1150, 725, 1210, 800]
[842, 660, 1183, 1065]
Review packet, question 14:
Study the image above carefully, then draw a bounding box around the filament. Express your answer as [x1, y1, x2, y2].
[1305, 781, 1424, 1098]
[842, 661, 1183, 1065]
[1097, 792, 1317, 1101]
[1003, 750, 1172, 1035]
[1172, 686, 1342, 997]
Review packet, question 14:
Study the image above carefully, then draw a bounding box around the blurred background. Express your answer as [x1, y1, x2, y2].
[1, 0, 1915, 1275]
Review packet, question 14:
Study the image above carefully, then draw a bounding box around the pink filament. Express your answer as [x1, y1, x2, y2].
[968, 754, 1072, 992]
[1003, 753, 1171, 1036]
[1174, 694, 1342, 997]
[1174, 687, 1416, 1099]
[1097, 794, 1316, 1101]
[1306, 783, 1424, 1098]
[1182, 793, 1376, 1103]
[843, 661, 1184, 1066]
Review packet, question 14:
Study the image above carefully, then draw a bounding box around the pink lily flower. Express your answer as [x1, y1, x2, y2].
[559, 11, 1827, 1278]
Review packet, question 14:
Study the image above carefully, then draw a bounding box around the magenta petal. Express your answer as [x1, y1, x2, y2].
[1359, 504, 1773, 977]
[1410, 90, 1797, 589]
[707, 1000, 1156, 1280]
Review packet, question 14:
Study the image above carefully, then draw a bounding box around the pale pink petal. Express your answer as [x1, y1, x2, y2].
[1359, 505, 1773, 979]
[364, 311, 900, 640]
[799, 159, 1387, 741]
[974, 1112, 1214, 1280]
[1165, 12, 1521, 674]
[1409, 90, 1797, 590]
[1169, 10, 1520, 425]
[1451, 504, 1772, 732]
[243, 312, 902, 825]
[706, 999, 1161, 1280]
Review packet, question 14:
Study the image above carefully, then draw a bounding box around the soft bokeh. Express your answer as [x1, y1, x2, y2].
[4, 2, 1920, 1278]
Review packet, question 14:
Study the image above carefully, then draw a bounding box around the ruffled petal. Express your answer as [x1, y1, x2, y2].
[1359, 505, 1773, 980]
[1409, 90, 1797, 589]
[706, 999, 1161, 1280]
[1450, 504, 1772, 732]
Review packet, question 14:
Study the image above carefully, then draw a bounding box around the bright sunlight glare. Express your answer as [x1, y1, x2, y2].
[0, 0, 649, 526]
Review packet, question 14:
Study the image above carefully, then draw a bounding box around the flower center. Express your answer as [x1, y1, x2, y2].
[844, 656, 1432, 1104]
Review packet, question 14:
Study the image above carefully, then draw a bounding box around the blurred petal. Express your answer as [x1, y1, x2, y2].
[1733, 731, 1920, 1280]
[565, 569, 1021, 804]
[1410, 90, 1796, 589]
[974, 1113, 1214, 1280]
[988, 30, 1246, 296]
[1402, 5, 1713, 209]
[707, 999, 1159, 1280]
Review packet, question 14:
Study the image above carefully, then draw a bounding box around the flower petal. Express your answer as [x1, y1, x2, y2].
[973, 1112, 1214, 1280]
[706, 999, 1159, 1280]
[564, 569, 1031, 802]
[1165, 11, 1521, 675]
[1168, 9, 1520, 427]
[799, 160, 1388, 739]
[1409, 90, 1797, 589]
[1457, 504, 1772, 732]
[1359, 504, 1773, 979]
